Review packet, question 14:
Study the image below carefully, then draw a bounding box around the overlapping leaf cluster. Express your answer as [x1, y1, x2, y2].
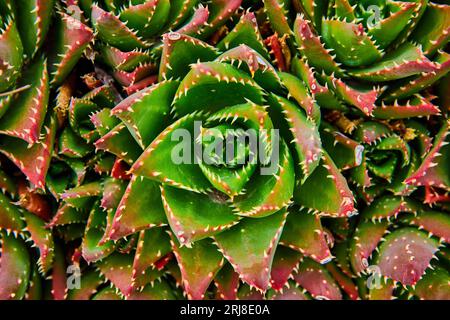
[0, 0, 449, 300]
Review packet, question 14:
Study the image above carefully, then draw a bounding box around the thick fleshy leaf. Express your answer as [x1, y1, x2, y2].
[270, 246, 302, 291]
[414, 267, 450, 300]
[411, 3, 450, 56]
[348, 43, 437, 82]
[0, 19, 23, 92]
[14, 0, 55, 58]
[376, 228, 440, 286]
[293, 257, 342, 300]
[213, 209, 288, 291]
[405, 121, 450, 190]
[349, 220, 389, 275]
[161, 185, 240, 245]
[131, 228, 171, 287]
[172, 62, 265, 117]
[294, 152, 356, 217]
[22, 211, 54, 275]
[321, 19, 382, 67]
[107, 176, 167, 241]
[48, 12, 94, 86]
[267, 94, 322, 182]
[91, 5, 149, 51]
[95, 123, 143, 165]
[280, 208, 332, 264]
[131, 113, 212, 193]
[159, 33, 219, 81]
[111, 81, 178, 148]
[0, 57, 48, 145]
[171, 236, 224, 300]
[217, 12, 270, 61]
[293, 14, 344, 76]
[0, 115, 56, 189]
[214, 263, 240, 300]
[0, 232, 31, 300]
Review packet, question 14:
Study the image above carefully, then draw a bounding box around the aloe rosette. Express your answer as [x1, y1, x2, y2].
[45, 7, 363, 299]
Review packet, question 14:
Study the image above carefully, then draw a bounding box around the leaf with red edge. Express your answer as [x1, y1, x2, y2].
[61, 181, 102, 208]
[48, 12, 94, 86]
[263, 0, 292, 36]
[100, 178, 127, 212]
[321, 19, 382, 68]
[386, 51, 450, 102]
[321, 126, 364, 171]
[113, 63, 156, 87]
[353, 121, 392, 146]
[117, 0, 170, 39]
[376, 228, 439, 286]
[213, 209, 288, 292]
[374, 95, 441, 119]
[0, 18, 23, 93]
[269, 285, 309, 300]
[111, 80, 178, 148]
[280, 208, 332, 264]
[361, 195, 419, 222]
[130, 113, 213, 193]
[0, 115, 56, 189]
[293, 257, 342, 300]
[270, 246, 301, 291]
[279, 72, 320, 121]
[175, 4, 210, 37]
[237, 284, 265, 300]
[217, 11, 270, 61]
[96, 251, 135, 297]
[67, 269, 104, 300]
[82, 202, 116, 263]
[268, 94, 322, 183]
[94, 123, 143, 165]
[47, 204, 88, 228]
[321, 72, 378, 116]
[411, 3, 450, 56]
[0, 192, 25, 233]
[51, 242, 67, 300]
[293, 14, 344, 76]
[0, 56, 48, 145]
[294, 151, 356, 217]
[400, 210, 450, 244]
[414, 267, 450, 300]
[92, 287, 122, 300]
[368, 279, 396, 300]
[126, 280, 177, 300]
[170, 236, 224, 300]
[131, 228, 171, 288]
[161, 185, 240, 245]
[349, 220, 389, 275]
[348, 43, 437, 82]
[405, 121, 450, 190]
[0, 232, 30, 300]
[200, 0, 242, 38]
[14, 0, 55, 58]
[106, 176, 167, 241]
[325, 262, 359, 300]
[22, 211, 54, 275]
[91, 5, 149, 51]
[214, 263, 240, 300]
[98, 45, 152, 72]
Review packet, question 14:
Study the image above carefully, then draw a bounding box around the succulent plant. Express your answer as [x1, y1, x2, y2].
[0, 0, 449, 300]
